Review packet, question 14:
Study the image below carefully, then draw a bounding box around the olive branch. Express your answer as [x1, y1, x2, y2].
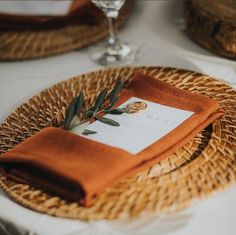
[64, 81, 128, 135]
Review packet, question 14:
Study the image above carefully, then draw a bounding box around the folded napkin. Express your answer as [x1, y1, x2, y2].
[0, 0, 101, 30]
[0, 73, 224, 206]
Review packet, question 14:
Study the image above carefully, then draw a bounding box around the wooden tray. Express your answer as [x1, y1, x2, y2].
[184, 0, 236, 59]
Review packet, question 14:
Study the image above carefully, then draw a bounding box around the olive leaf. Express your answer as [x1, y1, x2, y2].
[93, 88, 108, 113]
[95, 116, 120, 126]
[82, 129, 97, 135]
[64, 98, 76, 130]
[75, 91, 84, 116]
[104, 108, 124, 115]
[108, 81, 123, 104]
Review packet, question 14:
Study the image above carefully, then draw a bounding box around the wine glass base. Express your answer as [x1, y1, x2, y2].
[90, 42, 138, 66]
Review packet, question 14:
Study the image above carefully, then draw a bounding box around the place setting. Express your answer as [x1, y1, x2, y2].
[0, 1, 236, 235]
[0, 0, 134, 61]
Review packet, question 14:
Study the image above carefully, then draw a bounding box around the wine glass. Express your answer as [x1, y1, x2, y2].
[91, 0, 137, 66]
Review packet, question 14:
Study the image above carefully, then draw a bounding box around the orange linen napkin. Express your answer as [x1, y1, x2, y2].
[0, 0, 101, 30]
[0, 73, 224, 206]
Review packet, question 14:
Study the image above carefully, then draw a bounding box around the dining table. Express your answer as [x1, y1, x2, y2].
[0, 1, 236, 235]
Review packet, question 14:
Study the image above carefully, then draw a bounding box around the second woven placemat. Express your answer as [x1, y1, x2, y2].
[0, 0, 134, 61]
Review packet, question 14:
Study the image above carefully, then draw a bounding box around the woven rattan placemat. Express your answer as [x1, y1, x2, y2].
[0, 66, 235, 220]
[0, 1, 133, 61]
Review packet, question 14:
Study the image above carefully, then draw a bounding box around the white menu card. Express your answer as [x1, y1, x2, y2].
[79, 97, 194, 154]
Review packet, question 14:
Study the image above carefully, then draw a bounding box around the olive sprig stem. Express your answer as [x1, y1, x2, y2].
[64, 81, 126, 135]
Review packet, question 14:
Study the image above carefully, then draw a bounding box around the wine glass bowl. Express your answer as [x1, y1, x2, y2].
[90, 0, 137, 66]
[91, 0, 125, 17]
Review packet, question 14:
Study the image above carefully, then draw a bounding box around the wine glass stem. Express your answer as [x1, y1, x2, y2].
[107, 17, 119, 46]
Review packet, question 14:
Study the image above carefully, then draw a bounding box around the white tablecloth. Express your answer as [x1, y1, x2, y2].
[0, 1, 236, 235]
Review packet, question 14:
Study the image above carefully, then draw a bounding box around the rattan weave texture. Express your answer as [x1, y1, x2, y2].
[0, 66, 235, 220]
